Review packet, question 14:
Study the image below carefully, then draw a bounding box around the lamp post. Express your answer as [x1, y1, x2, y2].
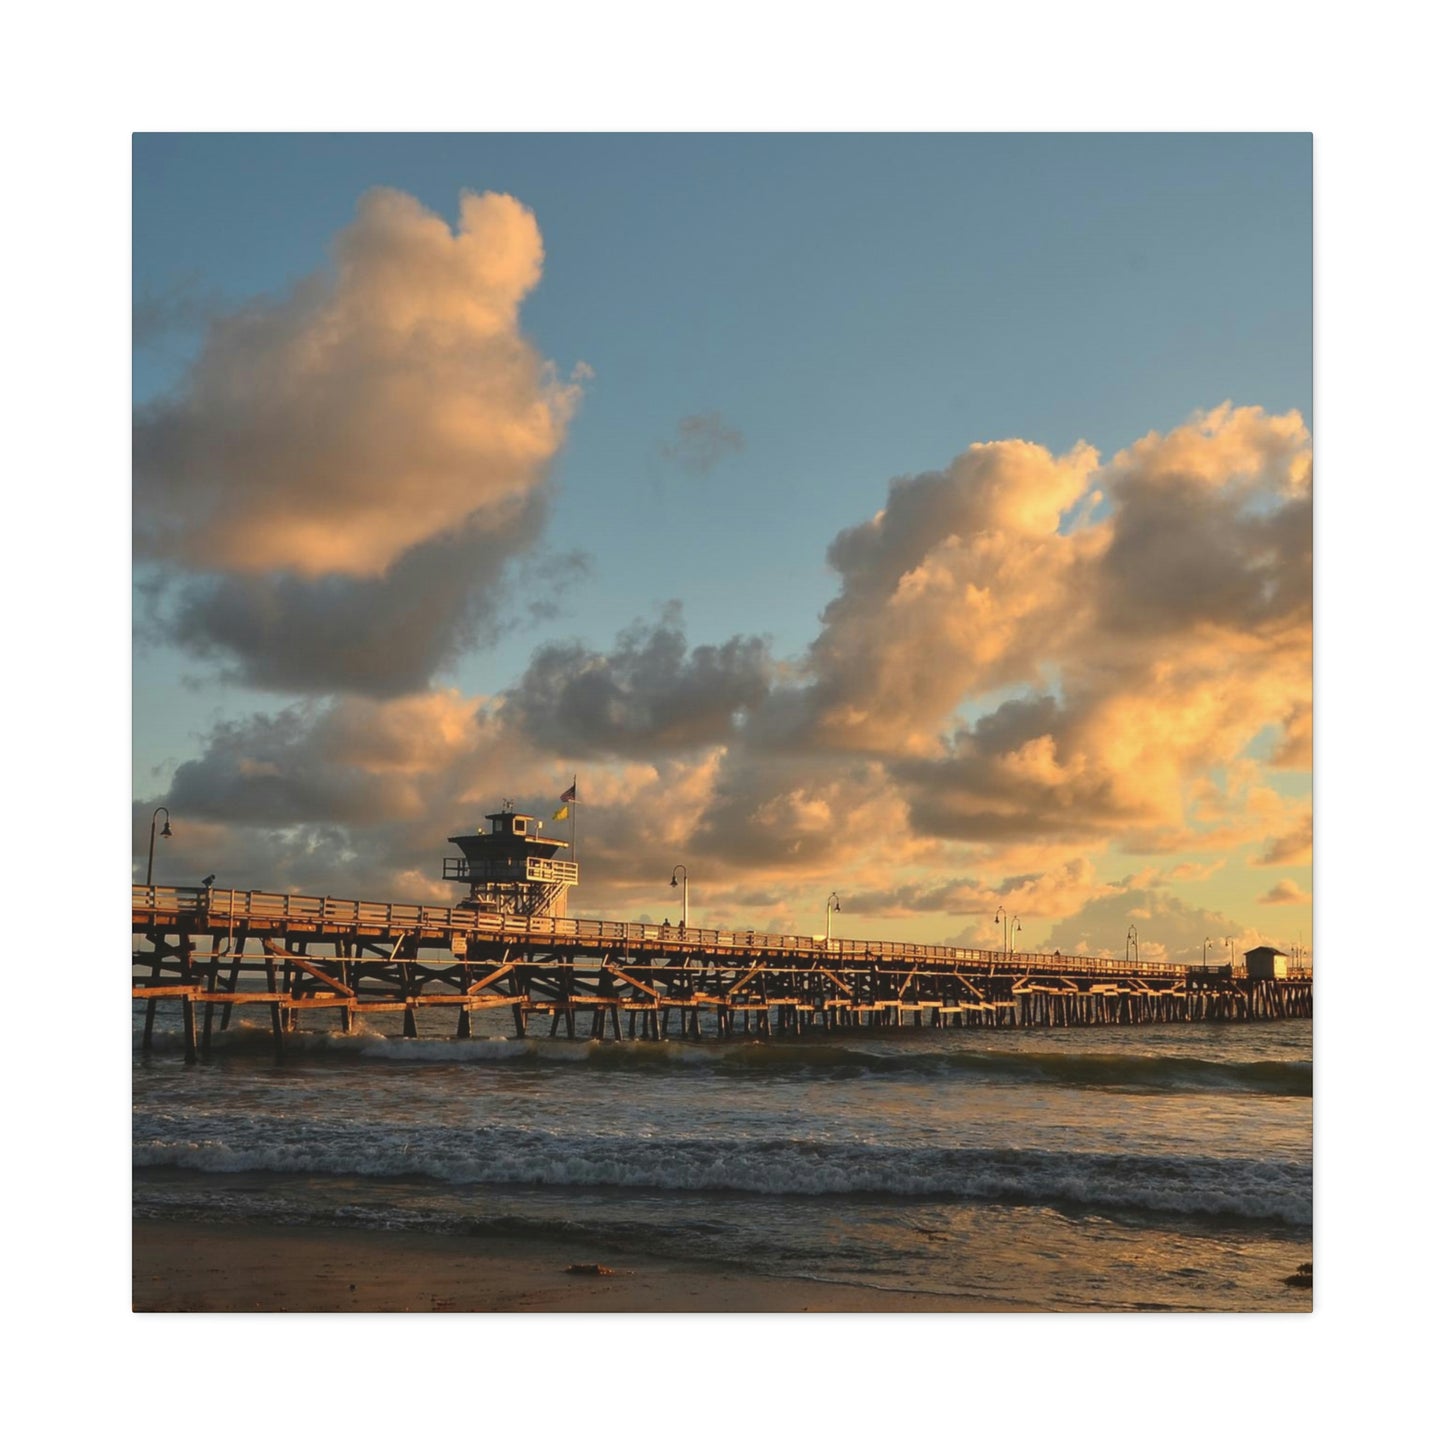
[1126, 924, 1139, 964]
[146, 807, 173, 888]
[825, 891, 841, 942]
[670, 865, 689, 929]
[1009, 916, 1022, 956]
[994, 906, 1007, 953]
[1225, 936, 1235, 972]
[1202, 937, 1212, 968]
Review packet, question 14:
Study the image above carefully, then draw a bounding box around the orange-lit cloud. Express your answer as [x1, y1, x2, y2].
[797, 439, 1102, 752]
[164, 691, 485, 828]
[875, 406, 1311, 851]
[134, 188, 583, 696]
[1259, 878, 1311, 906]
[1270, 701, 1312, 769]
[1165, 860, 1227, 882]
[136, 189, 577, 578]
[1254, 813, 1313, 866]
[1032, 884, 1263, 961]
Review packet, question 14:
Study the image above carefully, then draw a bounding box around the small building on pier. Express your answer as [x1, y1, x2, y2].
[444, 808, 578, 917]
[1245, 945, 1290, 980]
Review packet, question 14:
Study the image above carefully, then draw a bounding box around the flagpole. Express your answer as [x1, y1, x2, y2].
[570, 773, 577, 873]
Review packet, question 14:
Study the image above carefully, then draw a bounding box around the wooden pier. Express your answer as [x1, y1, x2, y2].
[133, 885, 1313, 1061]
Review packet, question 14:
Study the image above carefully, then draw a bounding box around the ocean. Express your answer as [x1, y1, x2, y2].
[132, 1006, 1312, 1311]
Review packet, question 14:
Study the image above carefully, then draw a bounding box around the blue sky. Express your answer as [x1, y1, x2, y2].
[132, 133, 1312, 957]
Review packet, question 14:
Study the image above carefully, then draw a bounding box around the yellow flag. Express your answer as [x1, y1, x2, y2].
[553, 804, 570, 821]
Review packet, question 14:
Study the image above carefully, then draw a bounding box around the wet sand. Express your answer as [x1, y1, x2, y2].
[133, 1219, 1009, 1312]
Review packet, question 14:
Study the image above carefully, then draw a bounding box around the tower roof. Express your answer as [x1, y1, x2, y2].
[449, 808, 570, 853]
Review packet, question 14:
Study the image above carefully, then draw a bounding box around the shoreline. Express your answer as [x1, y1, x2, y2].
[133, 1219, 1015, 1313]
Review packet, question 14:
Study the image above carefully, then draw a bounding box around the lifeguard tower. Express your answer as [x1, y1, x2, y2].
[444, 805, 578, 918]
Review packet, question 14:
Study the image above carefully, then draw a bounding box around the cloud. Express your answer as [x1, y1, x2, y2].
[1119, 766, 1310, 858]
[795, 438, 1101, 752]
[135, 403, 1311, 950]
[133, 274, 224, 349]
[1094, 403, 1313, 640]
[500, 609, 772, 757]
[134, 187, 582, 695]
[1259, 878, 1310, 906]
[138, 688, 729, 903]
[660, 412, 744, 475]
[857, 406, 1313, 850]
[162, 691, 486, 828]
[1037, 885, 1246, 963]
[688, 755, 916, 875]
[841, 876, 994, 918]
[844, 855, 1106, 928]
[133, 797, 385, 899]
[149, 494, 547, 696]
[1165, 859, 1227, 882]
[1253, 813, 1313, 866]
[137, 691, 559, 900]
[1270, 701, 1312, 769]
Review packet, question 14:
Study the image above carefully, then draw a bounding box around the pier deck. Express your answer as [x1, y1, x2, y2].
[133, 885, 1312, 1060]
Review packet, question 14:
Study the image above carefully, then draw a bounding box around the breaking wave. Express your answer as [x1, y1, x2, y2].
[134, 1024, 1309, 1095]
[133, 1114, 1311, 1227]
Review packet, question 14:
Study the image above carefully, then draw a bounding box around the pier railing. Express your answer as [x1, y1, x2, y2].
[132, 885, 1310, 980]
[441, 857, 580, 885]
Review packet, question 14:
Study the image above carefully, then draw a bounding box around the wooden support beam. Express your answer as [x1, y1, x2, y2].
[465, 960, 516, 996]
[182, 994, 198, 1064]
[603, 962, 665, 1000]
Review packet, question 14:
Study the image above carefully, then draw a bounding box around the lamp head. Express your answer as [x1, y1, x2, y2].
[160, 820, 173, 838]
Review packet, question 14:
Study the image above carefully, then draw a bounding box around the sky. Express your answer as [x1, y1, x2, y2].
[132, 133, 1312, 962]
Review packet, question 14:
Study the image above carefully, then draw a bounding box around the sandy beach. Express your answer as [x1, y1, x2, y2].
[133, 1220, 1007, 1312]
